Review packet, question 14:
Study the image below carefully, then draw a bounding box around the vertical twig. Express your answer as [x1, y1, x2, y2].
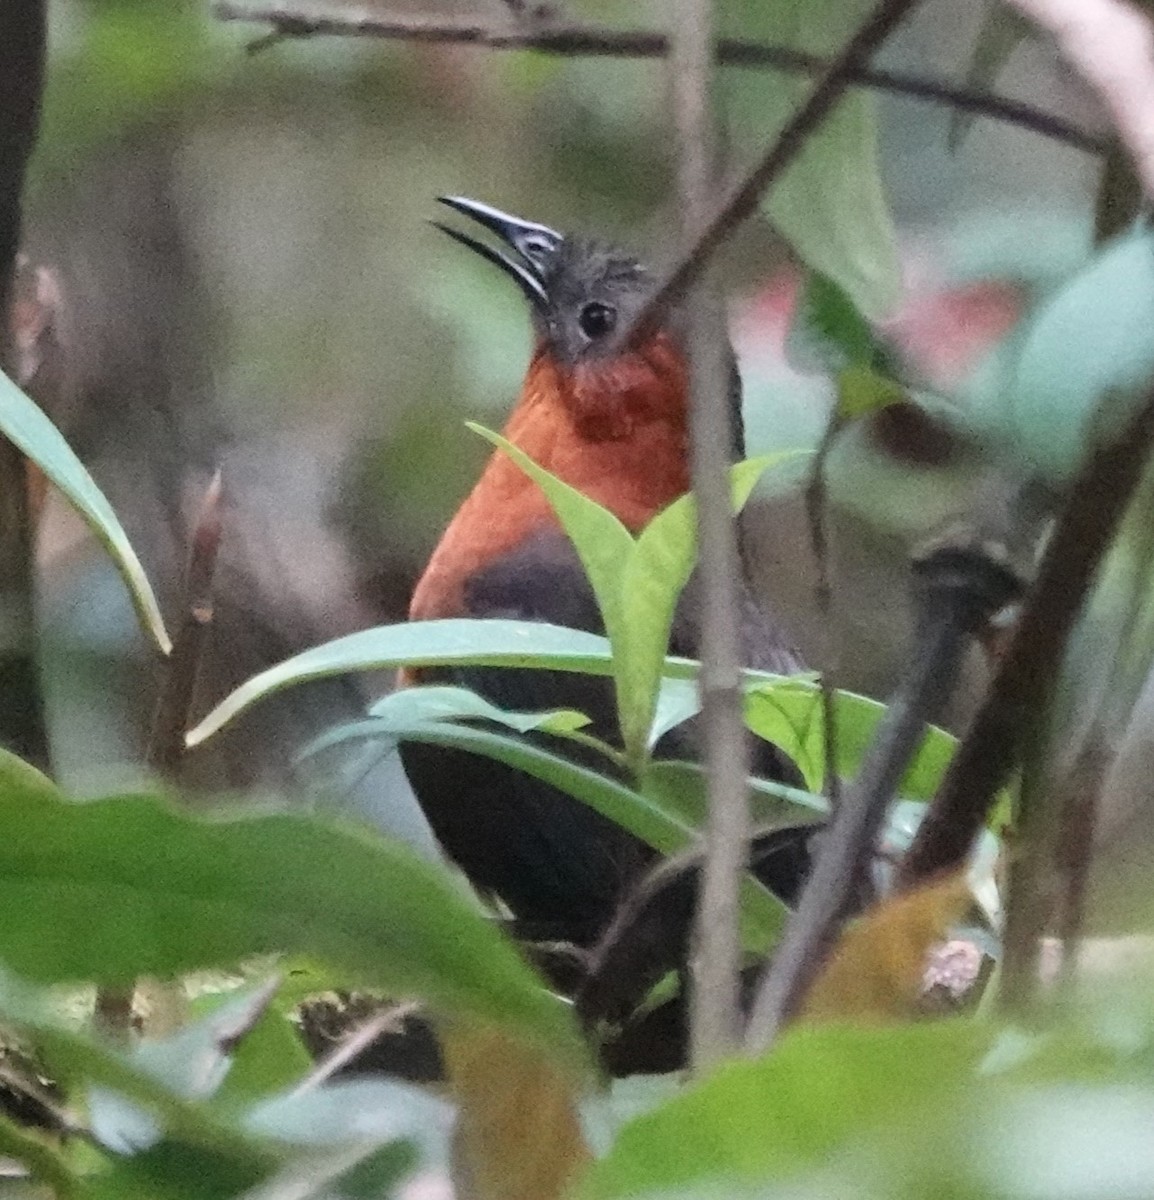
[0, 0, 49, 769]
[94, 472, 224, 1042]
[673, 0, 748, 1072]
[148, 470, 224, 774]
[804, 420, 843, 812]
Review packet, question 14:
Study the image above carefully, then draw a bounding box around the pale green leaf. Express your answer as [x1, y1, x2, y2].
[187, 619, 626, 747]
[0, 756, 582, 1068]
[0, 367, 170, 653]
[722, 0, 900, 318]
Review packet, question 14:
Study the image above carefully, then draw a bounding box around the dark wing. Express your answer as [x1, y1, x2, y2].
[399, 528, 808, 946]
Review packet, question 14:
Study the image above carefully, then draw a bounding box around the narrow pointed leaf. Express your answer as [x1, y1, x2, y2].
[0, 367, 170, 653]
[187, 620, 625, 746]
[469, 424, 634, 638]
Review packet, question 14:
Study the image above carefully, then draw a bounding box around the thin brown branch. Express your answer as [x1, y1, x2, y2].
[147, 469, 224, 775]
[674, 0, 746, 1073]
[625, 0, 926, 345]
[212, 3, 1103, 156]
[898, 387, 1154, 891]
[745, 540, 1019, 1051]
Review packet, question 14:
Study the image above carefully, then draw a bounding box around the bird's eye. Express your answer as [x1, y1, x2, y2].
[578, 301, 617, 340]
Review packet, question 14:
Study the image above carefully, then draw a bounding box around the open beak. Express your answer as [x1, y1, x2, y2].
[432, 196, 561, 308]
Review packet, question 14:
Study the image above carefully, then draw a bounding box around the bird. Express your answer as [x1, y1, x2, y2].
[400, 197, 810, 1021]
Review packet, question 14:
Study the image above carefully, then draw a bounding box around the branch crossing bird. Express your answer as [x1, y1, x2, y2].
[400, 198, 814, 1062]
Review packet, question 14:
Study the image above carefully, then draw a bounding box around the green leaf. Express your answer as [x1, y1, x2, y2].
[996, 231, 1154, 483]
[368, 684, 590, 736]
[82, 1141, 269, 1200]
[396, 722, 696, 857]
[786, 271, 881, 375]
[0, 1109, 80, 1198]
[722, 1, 900, 318]
[395, 724, 790, 946]
[640, 760, 825, 831]
[577, 1021, 986, 1198]
[187, 619, 627, 747]
[0, 766, 583, 1069]
[0, 367, 170, 654]
[785, 273, 905, 420]
[835, 364, 907, 420]
[171, 982, 312, 1108]
[470, 427, 793, 762]
[744, 678, 957, 799]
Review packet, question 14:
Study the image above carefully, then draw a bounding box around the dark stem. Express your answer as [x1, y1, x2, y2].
[805, 418, 843, 813]
[146, 470, 224, 774]
[745, 541, 1020, 1051]
[212, 4, 1103, 156]
[0, 0, 49, 769]
[1053, 736, 1105, 996]
[898, 388, 1154, 890]
[624, 0, 928, 346]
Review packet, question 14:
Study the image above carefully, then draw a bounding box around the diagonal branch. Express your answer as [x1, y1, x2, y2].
[213, 3, 1102, 156]
[624, 0, 926, 345]
[898, 387, 1154, 890]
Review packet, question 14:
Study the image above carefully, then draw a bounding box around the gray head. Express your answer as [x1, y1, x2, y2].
[434, 196, 656, 364]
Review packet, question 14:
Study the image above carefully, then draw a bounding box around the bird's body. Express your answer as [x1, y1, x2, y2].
[401, 198, 805, 959]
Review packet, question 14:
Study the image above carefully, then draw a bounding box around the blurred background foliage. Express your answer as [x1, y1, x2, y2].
[22, 0, 1101, 819]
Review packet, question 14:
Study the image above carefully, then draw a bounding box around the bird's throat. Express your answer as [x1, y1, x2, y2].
[409, 355, 691, 620]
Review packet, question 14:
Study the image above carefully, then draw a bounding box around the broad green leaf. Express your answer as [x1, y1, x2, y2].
[578, 1021, 986, 1197]
[395, 722, 697, 857]
[0, 769, 583, 1068]
[997, 231, 1154, 483]
[187, 619, 626, 746]
[786, 273, 905, 420]
[81, 1142, 268, 1200]
[243, 1077, 449, 1154]
[471, 427, 792, 762]
[394, 724, 789, 944]
[0, 367, 170, 654]
[744, 679, 957, 799]
[212, 997, 312, 1107]
[722, 0, 900, 318]
[640, 760, 825, 832]
[4, 993, 273, 1170]
[835, 363, 907, 420]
